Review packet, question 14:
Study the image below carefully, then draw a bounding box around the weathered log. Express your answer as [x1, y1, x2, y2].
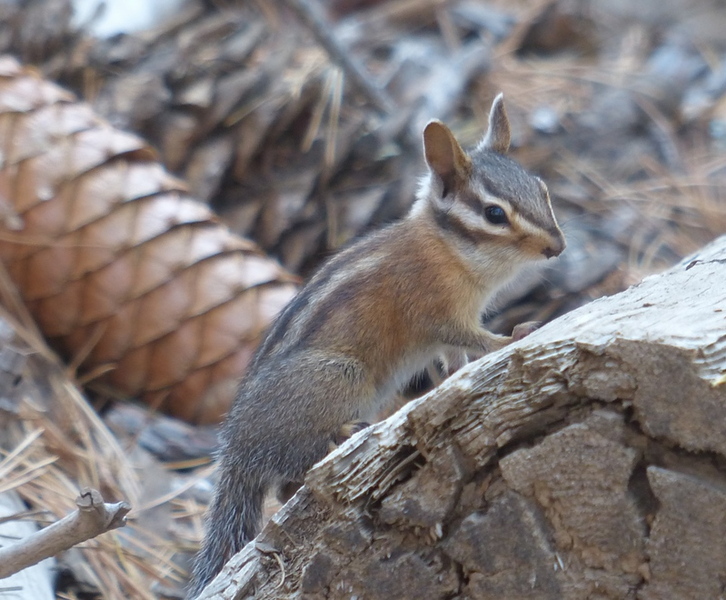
[195, 235, 726, 599]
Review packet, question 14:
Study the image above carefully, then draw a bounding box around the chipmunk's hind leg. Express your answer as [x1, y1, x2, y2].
[275, 420, 371, 504]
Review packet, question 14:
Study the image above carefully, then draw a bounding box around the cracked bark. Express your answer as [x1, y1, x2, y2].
[195, 235, 726, 600]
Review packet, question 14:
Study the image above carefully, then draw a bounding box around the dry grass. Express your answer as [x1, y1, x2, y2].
[0, 258, 199, 597]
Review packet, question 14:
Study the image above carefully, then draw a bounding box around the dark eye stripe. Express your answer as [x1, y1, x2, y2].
[458, 192, 485, 216]
[432, 206, 483, 244]
[477, 178, 551, 227]
[458, 192, 511, 225]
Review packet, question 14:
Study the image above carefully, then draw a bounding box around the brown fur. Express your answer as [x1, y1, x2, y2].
[188, 95, 565, 598]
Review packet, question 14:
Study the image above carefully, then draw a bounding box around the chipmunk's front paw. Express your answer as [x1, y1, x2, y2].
[329, 421, 371, 450]
[512, 321, 541, 341]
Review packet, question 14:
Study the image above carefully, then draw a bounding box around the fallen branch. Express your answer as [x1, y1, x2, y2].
[0, 488, 130, 579]
[0, 489, 54, 599]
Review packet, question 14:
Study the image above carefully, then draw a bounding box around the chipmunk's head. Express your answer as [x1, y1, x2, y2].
[417, 94, 565, 271]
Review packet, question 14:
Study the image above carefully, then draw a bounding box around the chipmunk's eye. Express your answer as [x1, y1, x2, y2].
[484, 205, 508, 226]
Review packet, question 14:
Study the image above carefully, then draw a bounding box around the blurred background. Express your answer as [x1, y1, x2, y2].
[0, 0, 725, 597]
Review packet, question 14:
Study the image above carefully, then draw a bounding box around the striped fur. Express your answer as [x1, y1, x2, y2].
[188, 94, 565, 597]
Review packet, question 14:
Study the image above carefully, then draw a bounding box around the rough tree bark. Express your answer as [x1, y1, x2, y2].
[197, 235, 726, 600]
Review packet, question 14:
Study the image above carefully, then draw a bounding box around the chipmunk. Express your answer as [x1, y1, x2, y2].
[188, 94, 565, 597]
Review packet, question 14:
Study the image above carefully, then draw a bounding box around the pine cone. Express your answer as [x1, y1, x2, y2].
[0, 56, 298, 423]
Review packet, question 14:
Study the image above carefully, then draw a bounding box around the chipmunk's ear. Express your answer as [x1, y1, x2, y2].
[423, 120, 471, 196]
[477, 93, 511, 154]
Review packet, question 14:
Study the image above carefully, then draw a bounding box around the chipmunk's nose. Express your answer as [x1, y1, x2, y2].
[542, 232, 566, 258]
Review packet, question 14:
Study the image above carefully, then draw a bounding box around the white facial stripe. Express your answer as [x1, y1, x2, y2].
[449, 200, 507, 237]
[485, 195, 513, 220]
[426, 176, 552, 241]
[545, 194, 558, 222]
[474, 179, 560, 238]
[448, 201, 488, 232]
[466, 187, 517, 232]
[513, 214, 544, 237]
[470, 182, 514, 216]
[513, 214, 559, 252]
[537, 180, 561, 228]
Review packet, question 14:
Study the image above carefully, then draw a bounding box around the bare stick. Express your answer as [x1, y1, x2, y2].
[282, 0, 395, 115]
[0, 488, 130, 578]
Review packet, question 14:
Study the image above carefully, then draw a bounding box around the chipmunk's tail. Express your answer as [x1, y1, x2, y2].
[187, 469, 265, 599]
